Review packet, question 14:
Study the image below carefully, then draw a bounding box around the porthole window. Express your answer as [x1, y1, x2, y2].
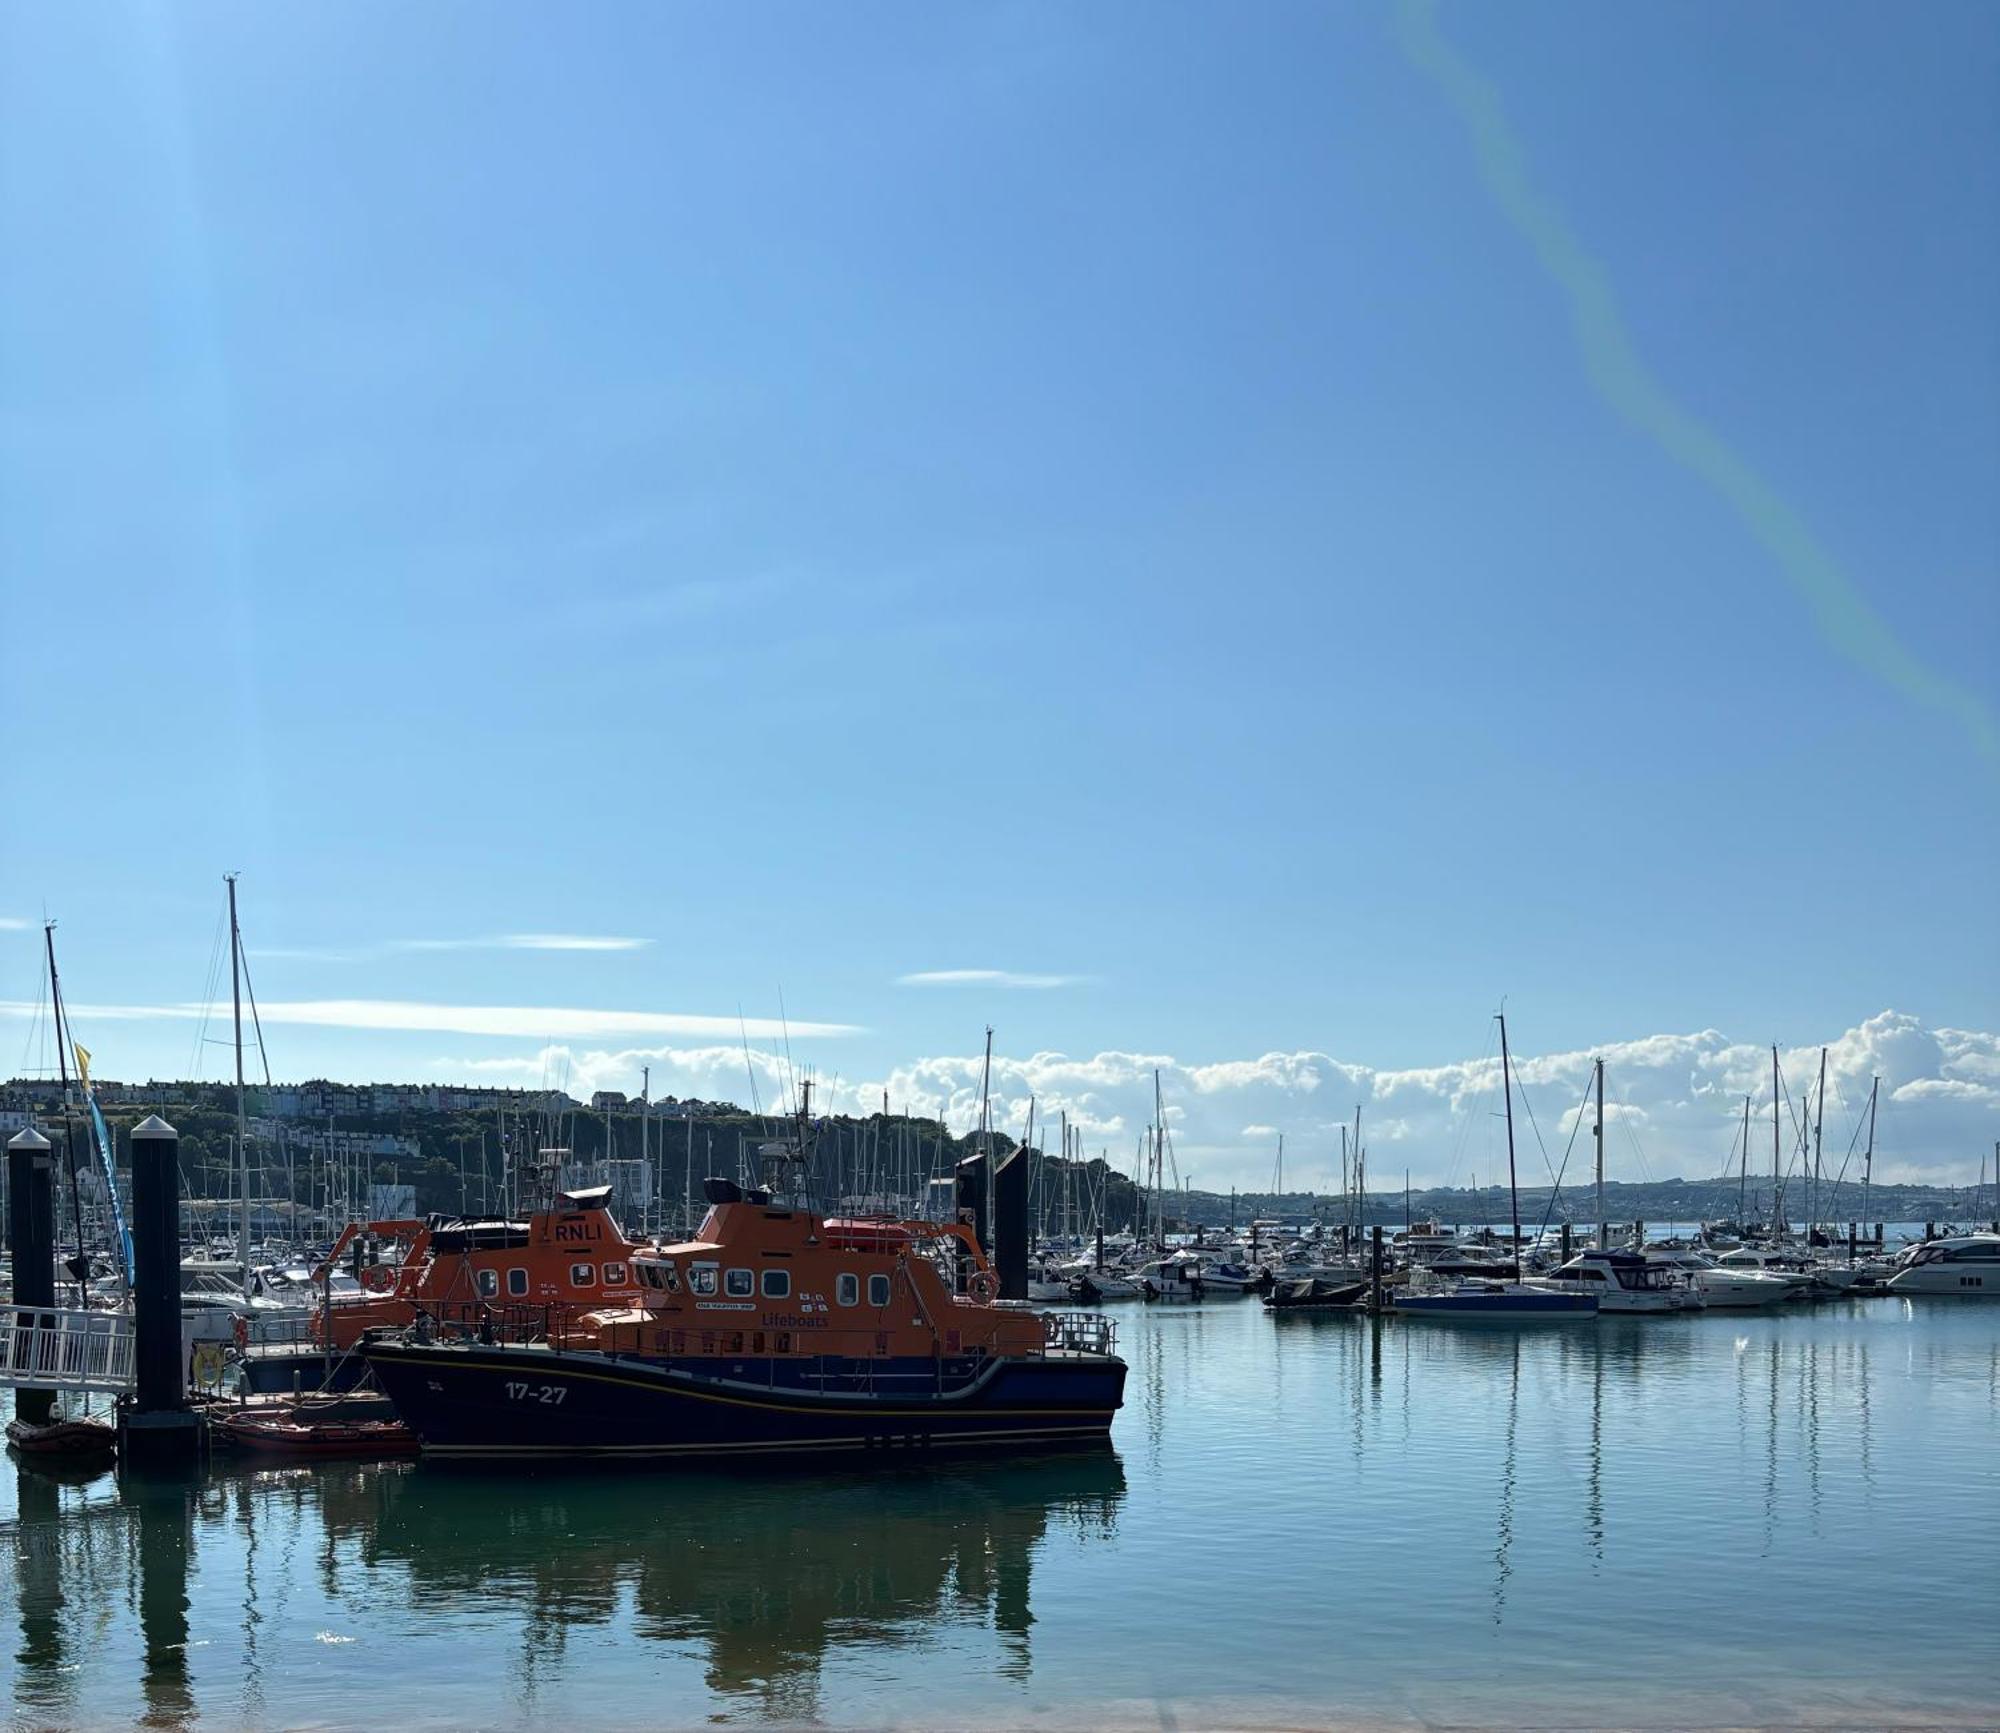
[867, 1273, 891, 1307]
[725, 1268, 754, 1298]
[476, 1269, 498, 1298]
[836, 1273, 859, 1306]
[689, 1263, 718, 1296]
[761, 1269, 790, 1299]
[603, 1261, 629, 1286]
[507, 1268, 529, 1296]
[570, 1262, 597, 1287]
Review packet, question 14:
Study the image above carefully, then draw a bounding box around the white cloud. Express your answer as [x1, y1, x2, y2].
[0, 999, 858, 1042]
[896, 970, 1091, 989]
[0, 917, 29, 931]
[418, 1011, 1999, 1194]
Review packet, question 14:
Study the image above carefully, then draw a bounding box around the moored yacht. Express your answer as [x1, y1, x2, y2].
[1885, 1234, 2000, 1296]
[1530, 1250, 1703, 1314]
[1642, 1249, 1798, 1308]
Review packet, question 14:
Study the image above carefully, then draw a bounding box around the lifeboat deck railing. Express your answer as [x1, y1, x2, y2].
[1041, 1312, 1117, 1357]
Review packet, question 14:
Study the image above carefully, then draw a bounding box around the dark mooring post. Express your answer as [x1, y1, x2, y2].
[992, 1148, 1029, 1302]
[953, 1152, 989, 1293]
[120, 1115, 203, 1467]
[1370, 1224, 1384, 1312]
[7, 1127, 57, 1427]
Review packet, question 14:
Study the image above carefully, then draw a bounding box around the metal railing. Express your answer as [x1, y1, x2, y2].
[0, 1305, 137, 1394]
[1042, 1312, 1117, 1356]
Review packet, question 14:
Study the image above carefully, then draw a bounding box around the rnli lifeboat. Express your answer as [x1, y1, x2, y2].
[361, 1178, 1127, 1460]
[313, 1185, 646, 1348]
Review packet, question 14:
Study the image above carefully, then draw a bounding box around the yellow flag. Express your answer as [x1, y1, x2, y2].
[73, 1043, 91, 1090]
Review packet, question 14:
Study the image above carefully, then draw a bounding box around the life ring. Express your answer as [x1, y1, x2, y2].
[967, 1270, 998, 1304]
[192, 1342, 227, 1388]
[360, 1264, 395, 1294]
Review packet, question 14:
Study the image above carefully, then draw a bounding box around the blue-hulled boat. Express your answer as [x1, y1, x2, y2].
[1390, 1279, 1597, 1321]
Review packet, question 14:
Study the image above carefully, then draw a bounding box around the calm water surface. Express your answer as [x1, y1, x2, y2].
[3, 1297, 1996, 1730]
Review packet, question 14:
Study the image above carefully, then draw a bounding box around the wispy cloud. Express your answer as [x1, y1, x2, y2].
[392, 934, 651, 953]
[1395, 0, 2000, 761]
[0, 917, 29, 931]
[0, 999, 857, 1041]
[897, 969, 1092, 990]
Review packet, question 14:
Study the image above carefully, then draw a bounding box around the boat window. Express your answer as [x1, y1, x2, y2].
[661, 1260, 680, 1292]
[690, 1262, 718, 1295]
[868, 1273, 891, 1307]
[603, 1261, 629, 1286]
[761, 1269, 790, 1299]
[725, 1268, 755, 1298]
[570, 1262, 597, 1287]
[507, 1268, 529, 1297]
[640, 1264, 662, 1290]
[477, 1269, 498, 1297]
[836, 1273, 859, 1306]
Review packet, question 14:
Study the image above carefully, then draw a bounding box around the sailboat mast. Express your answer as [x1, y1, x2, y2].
[1812, 1045, 1827, 1234]
[1153, 1067, 1165, 1247]
[228, 874, 250, 1290]
[1862, 1076, 1878, 1229]
[1739, 1094, 1750, 1224]
[1498, 1013, 1522, 1278]
[43, 924, 88, 1291]
[978, 1026, 994, 1240]
[1770, 1045, 1782, 1232]
[1593, 1056, 1605, 1252]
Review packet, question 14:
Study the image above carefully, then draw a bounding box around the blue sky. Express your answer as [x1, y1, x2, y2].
[2, 2, 1995, 1187]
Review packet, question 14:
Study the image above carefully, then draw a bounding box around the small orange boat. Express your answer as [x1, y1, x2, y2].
[6, 1416, 117, 1461]
[313, 1184, 647, 1348]
[218, 1410, 418, 1459]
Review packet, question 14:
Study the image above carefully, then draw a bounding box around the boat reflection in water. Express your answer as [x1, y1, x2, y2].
[363, 1450, 1125, 1718]
[8, 1448, 1124, 1729]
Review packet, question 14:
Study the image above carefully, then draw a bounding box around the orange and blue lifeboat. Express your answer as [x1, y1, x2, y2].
[361, 1178, 1126, 1460]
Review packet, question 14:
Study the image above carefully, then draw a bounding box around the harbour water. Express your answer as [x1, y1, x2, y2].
[3, 1296, 1994, 1730]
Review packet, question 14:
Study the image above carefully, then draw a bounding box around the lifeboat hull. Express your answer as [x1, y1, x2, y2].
[361, 1340, 1126, 1460]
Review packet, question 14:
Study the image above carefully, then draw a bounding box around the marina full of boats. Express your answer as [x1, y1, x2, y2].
[2, 897, 1994, 1470]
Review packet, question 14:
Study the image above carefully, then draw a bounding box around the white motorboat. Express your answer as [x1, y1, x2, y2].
[1532, 1249, 1704, 1313]
[1130, 1256, 1223, 1301]
[1643, 1249, 1798, 1308]
[1886, 1234, 2000, 1296]
[1067, 1269, 1145, 1301]
[1712, 1245, 1821, 1296]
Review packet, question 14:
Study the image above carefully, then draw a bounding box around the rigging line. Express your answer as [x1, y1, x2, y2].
[736, 1007, 765, 1123]
[1441, 1017, 1500, 1193]
[16, 942, 51, 1076]
[237, 938, 273, 1087]
[1509, 1060, 1559, 1191]
[1614, 1081, 1654, 1183]
[188, 900, 229, 1080]
[1532, 1073, 1593, 1240]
